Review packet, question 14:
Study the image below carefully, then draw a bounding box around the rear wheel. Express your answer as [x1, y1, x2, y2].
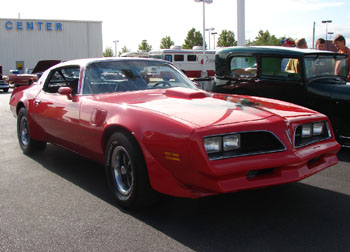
[105, 132, 158, 209]
[17, 108, 46, 154]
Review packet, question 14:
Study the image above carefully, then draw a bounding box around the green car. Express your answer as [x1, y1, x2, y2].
[212, 46, 350, 147]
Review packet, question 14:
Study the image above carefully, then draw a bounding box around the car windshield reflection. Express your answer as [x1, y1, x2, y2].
[83, 60, 196, 94]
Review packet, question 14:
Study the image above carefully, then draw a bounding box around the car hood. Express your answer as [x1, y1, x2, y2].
[95, 88, 315, 128]
[32, 60, 61, 74]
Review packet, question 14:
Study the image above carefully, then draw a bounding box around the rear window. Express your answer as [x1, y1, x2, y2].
[261, 57, 300, 79]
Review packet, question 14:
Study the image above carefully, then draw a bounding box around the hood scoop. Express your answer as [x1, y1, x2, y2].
[165, 87, 210, 99]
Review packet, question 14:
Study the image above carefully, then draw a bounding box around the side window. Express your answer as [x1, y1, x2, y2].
[187, 55, 197, 62]
[261, 57, 300, 79]
[174, 55, 184, 62]
[165, 55, 172, 62]
[230, 56, 257, 77]
[44, 67, 80, 94]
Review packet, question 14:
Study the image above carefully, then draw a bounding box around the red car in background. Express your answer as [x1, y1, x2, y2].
[4, 60, 60, 87]
[10, 58, 340, 210]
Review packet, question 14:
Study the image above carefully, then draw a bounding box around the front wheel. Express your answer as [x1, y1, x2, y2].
[3, 88, 9, 93]
[105, 132, 158, 210]
[17, 108, 46, 155]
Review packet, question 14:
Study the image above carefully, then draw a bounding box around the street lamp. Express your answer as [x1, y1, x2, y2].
[113, 40, 119, 57]
[195, 0, 213, 78]
[328, 32, 334, 40]
[205, 27, 215, 49]
[211, 32, 217, 50]
[321, 20, 332, 42]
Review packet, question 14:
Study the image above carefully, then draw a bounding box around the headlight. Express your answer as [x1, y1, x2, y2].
[301, 122, 326, 138]
[301, 124, 312, 138]
[223, 134, 240, 151]
[204, 134, 241, 154]
[204, 131, 285, 160]
[313, 122, 324, 136]
[204, 136, 222, 153]
[295, 121, 330, 148]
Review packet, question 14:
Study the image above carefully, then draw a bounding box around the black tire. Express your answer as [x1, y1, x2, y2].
[105, 132, 158, 210]
[17, 108, 46, 155]
[3, 88, 9, 93]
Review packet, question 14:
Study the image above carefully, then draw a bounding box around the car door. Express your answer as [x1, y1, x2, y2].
[257, 56, 306, 106]
[32, 66, 82, 149]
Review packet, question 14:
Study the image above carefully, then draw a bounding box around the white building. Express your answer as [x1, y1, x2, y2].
[0, 18, 102, 75]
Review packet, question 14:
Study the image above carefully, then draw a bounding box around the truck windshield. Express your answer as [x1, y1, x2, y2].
[304, 54, 347, 79]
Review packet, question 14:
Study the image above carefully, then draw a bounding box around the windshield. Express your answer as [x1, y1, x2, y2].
[83, 60, 196, 94]
[304, 54, 347, 79]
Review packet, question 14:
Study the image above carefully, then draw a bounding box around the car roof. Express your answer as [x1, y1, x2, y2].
[217, 46, 343, 58]
[51, 57, 168, 69]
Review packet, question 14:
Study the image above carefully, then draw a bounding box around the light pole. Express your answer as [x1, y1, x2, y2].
[205, 27, 215, 49]
[195, 0, 213, 78]
[321, 20, 332, 42]
[211, 32, 217, 50]
[237, 0, 245, 46]
[113, 40, 119, 57]
[328, 32, 334, 41]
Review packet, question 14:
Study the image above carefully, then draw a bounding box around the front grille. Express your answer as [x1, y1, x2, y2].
[208, 131, 286, 160]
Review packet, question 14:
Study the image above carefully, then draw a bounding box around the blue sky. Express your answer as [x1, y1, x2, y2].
[1, 0, 349, 52]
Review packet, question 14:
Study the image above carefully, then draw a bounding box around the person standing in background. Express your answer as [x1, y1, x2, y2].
[316, 38, 326, 50]
[296, 38, 308, 49]
[333, 34, 350, 80]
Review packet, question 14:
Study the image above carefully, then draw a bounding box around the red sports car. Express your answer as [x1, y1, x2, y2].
[10, 58, 340, 209]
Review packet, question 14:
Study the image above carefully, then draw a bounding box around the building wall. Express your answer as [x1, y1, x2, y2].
[0, 18, 103, 75]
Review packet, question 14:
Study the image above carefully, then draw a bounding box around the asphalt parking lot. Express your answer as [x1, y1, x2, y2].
[1, 90, 350, 252]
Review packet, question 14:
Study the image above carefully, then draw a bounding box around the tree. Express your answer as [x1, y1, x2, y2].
[160, 36, 175, 49]
[103, 47, 114, 57]
[138, 40, 152, 52]
[183, 28, 203, 49]
[118, 45, 130, 57]
[246, 30, 282, 46]
[217, 30, 237, 47]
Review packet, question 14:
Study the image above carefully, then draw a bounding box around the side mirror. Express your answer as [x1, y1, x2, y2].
[58, 86, 73, 96]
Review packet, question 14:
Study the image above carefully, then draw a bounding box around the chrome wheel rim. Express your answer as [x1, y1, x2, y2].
[20, 117, 29, 146]
[111, 146, 133, 196]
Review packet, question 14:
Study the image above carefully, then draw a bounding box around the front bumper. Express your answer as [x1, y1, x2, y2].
[189, 140, 340, 197]
[147, 136, 340, 199]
